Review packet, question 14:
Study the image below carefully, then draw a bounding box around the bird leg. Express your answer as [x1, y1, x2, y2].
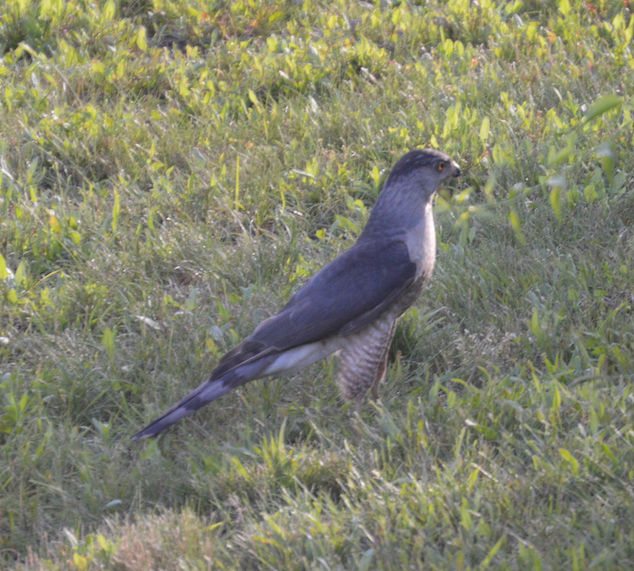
[370, 320, 396, 401]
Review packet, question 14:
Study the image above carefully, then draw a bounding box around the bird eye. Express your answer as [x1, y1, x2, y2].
[437, 162, 446, 171]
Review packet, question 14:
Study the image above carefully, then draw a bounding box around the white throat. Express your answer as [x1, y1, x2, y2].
[404, 201, 436, 279]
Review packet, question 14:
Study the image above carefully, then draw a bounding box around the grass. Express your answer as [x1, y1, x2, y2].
[1, 0, 633, 568]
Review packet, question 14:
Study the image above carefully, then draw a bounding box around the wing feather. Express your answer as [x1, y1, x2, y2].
[209, 238, 416, 380]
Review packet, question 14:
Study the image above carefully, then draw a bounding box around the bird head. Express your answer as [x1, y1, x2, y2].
[385, 148, 461, 201]
[361, 148, 461, 235]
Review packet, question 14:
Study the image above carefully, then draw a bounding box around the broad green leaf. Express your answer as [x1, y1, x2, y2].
[231, 456, 250, 479]
[14, 262, 26, 288]
[559, 448, 580, 476]
[49, 215, 61, 234]
[558, 0, 571, 16]
[358, 549, 374, 571]
[550, 186, 563, 220]
[73, 553, 88, 571]
[136, 26, 148, 51]
[335, 214, 360, 236]
[547, 145, 574, 167]
[248, 89, 262, 113]
[103, 0, 116, 21]
[626, 16, 634, 43]
[0, 254, 7, 280]
[185, 288, 199, 311]
[584, 183, 597, 203]
[479, 116, 490, 144]
[484, 172, 496, 202]
[102, 327, 115, 360]
[269, 10, 283, 24]
[530, 307, 542, 338]
[509, 210, 525, 244]
[91, 61, 105, 74]
[583, 94, 622, 123]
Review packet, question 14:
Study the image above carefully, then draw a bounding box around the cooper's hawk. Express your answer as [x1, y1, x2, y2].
[132, 149, 460, 440]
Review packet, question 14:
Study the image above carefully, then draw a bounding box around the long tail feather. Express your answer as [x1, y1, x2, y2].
[131, 379, 232, 440]
[132, 355, 275, 440]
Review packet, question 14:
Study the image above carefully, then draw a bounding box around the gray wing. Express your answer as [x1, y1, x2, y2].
[199, 237, 417, 384]
[249, 237, 416, 350]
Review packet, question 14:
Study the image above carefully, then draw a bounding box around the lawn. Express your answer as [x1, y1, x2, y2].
[1, 0, 633, 569]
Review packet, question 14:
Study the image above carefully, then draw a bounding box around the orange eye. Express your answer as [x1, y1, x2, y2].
[438, 162, 445, 171]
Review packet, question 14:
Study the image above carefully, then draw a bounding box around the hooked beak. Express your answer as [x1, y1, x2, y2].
[452, 160, 461, 178]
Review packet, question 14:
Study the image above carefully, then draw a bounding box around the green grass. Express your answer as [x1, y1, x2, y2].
[1, 0, 633, 568]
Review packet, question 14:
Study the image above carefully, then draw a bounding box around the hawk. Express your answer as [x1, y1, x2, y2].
[132, 149, 460, 440]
